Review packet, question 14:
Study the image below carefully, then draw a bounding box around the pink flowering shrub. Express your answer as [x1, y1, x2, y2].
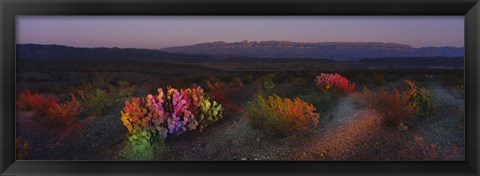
[315, 73, 355, 93]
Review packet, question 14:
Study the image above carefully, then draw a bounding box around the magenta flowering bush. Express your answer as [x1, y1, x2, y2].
[314, 73, 356, 93]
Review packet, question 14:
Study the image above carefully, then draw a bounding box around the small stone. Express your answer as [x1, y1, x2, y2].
[241, 157, 247, 160]
[256, 138, 260, 142]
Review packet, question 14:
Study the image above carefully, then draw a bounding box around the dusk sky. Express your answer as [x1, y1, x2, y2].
[17, 16, 464, 49]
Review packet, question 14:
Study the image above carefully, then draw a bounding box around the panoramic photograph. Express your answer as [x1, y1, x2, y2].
[15, 16, 465, 160]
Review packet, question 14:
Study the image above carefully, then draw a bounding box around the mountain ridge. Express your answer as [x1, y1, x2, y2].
[16, 43, 216, 62]
[161, 40, 464, 60]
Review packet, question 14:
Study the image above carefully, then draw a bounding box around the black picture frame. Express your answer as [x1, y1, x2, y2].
[1, 0, 479, 175]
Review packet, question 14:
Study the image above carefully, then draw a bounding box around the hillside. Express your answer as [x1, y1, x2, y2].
[161, 40, 464, 60]
[16, 44, 215, 62]
[16, 44, 464, 70]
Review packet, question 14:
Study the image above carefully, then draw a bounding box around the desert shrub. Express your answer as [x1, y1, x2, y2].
[77, 88, 113, 116]
[205, 77, 225, 90]
[230, 76, 243, 87]
[260, 74, 276, 90]
[121, 85, 223, 148]
[315, 73, 355, 93]
[75, 76, 116, 116]
[407, 80, 437, 118]
[75, 74, 115, 94]
[208, 87, 231, 106]
[17, 92, 82, 127]
[118, 80, 135, 98]
[205, 77, 231, 107]
[198, 98, 224, 131]
[16, 137, 30, 160]
[245, 94, 319, 136]
[16, 91, 58, 116]
[361, 81, 418, 127]
[46, 94, 83, 128]
[88, 73, 115, 92]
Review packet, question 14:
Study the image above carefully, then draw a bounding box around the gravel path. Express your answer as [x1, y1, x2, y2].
[415, 82, 465, 148]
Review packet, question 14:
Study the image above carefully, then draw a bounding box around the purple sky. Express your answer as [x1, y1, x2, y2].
[16, 16, 464, 49]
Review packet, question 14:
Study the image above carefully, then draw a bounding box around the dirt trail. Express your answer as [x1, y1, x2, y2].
[292, 95, 399, 160]
[293, 82, 465, 160]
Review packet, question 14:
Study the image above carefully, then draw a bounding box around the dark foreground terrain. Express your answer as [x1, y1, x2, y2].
[16, 58, 465, 160]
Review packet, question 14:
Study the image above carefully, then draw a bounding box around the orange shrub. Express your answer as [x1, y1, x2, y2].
[206, 78, 225, 90]
[362, 81, 418, 127]
[245, 94, 319, 136]
[17, 91, 83, 128]
[46, 95, 82, 128]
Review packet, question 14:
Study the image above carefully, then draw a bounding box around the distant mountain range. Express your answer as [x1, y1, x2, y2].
[16, 44, 215, 62]
[16, 43, 464, 69]
[161, 40, 464, 60]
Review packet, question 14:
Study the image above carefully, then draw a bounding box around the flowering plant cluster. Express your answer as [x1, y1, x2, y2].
[315, 73, 355, 93]
[121, 85, 223, 146]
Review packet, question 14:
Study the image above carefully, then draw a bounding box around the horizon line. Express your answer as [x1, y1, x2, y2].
[16, 41, 465, 50]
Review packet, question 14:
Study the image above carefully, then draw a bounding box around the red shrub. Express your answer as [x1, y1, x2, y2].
[17, 91, 58, 116]
[315, 73, 355, 93]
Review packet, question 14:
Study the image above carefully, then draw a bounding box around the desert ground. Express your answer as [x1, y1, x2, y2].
[15, 59, 464, 160]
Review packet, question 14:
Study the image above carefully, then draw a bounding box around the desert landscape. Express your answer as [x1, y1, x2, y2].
[15, 41, 465, 160]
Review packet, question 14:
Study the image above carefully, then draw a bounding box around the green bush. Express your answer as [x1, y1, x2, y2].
[77, 88, 114, 116]
[408, 81, 437, 118]
[245, 94, 319, 136]
[198, 98, 223, 131]
[261, 74, 276, 90]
